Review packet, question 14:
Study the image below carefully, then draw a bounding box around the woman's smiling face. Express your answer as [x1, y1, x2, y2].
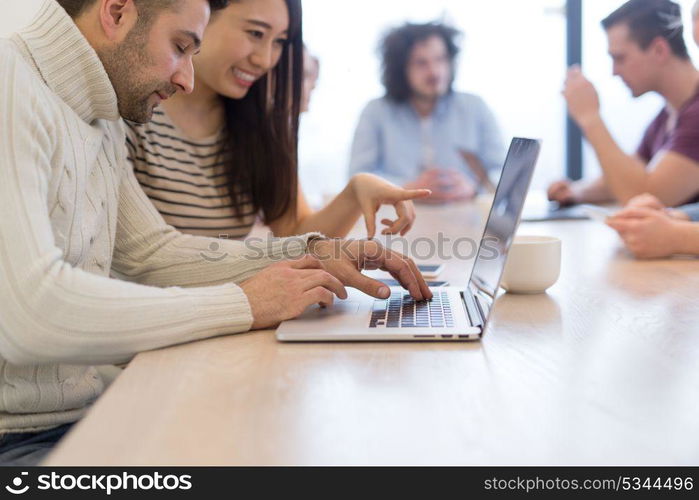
[193, 0, 290, 99]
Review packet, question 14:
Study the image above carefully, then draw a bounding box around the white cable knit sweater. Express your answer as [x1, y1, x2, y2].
[0, 0, 314, 433]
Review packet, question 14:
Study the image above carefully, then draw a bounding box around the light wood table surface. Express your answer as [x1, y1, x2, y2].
[46, 203, 699, 465]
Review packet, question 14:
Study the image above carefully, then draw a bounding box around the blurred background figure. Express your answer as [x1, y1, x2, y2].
[605, 0, 699, 259]
[548, 0, 699, 208]
[348, 21, 505, 204]
[302, 45, 320, 113]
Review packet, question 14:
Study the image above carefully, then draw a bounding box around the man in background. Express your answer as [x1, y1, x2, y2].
[605, 0, 699, 259]
[549, 0, 699, 208]
[349, 21, 504, 204]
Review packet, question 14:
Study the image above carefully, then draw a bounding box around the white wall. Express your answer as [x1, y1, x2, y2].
[0, 0, 43, 38]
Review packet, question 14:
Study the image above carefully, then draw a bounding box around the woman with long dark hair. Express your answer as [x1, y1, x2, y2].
[126, 0, 429, 240]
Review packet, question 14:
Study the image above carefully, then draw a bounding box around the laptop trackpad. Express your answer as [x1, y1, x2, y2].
[301, 301, 361, 319]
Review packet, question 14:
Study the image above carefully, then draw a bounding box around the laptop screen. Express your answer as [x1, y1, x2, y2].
[468, 138, 541, 299]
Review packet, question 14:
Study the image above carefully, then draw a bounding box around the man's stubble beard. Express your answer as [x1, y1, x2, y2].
[99, 23, 168, 123]
[412, 86, 447, 104]
[413, 77, 451, 103]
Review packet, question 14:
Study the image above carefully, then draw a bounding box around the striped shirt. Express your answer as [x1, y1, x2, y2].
[125, 109, 258, 239]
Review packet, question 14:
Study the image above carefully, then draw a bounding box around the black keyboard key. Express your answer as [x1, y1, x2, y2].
[373, 291, 456, 329]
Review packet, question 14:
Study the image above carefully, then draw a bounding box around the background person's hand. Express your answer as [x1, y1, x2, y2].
[547, 179, 579, 206]
[404, 168, 444, 192]
[606, 207, 684, 259]
[309, 238, 433, 302]
[626, 193, 666, 211]
[625, 193, 690, 220]
[241, 255, 348, 330]
[350, 173, 431, 239]
[435, 169, 477, 202]
[406, 168, 476, 204]
[563, 65, 601, 129]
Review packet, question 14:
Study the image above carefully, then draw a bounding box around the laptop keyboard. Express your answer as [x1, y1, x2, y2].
[369, 291, 454, 329]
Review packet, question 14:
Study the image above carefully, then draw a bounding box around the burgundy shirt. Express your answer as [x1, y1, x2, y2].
[636, 89, 699, 203]
[637, 89, 699, 165]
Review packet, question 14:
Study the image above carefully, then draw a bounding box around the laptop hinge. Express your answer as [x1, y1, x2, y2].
[461, 291, 484, 328]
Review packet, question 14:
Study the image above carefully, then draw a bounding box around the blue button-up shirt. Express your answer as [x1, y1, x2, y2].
[679, 203, 699, 221]
[348, 92, 505, 186]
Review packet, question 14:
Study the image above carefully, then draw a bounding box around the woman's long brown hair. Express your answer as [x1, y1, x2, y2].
[222, 0, 303, 224]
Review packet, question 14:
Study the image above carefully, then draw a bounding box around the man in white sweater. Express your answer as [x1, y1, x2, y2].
[0, 0, 431, 464]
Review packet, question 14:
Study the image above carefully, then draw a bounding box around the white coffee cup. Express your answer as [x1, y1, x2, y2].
[501, 235, 561, 294]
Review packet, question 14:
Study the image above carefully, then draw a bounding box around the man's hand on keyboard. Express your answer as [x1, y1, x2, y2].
[242, 255, 348, 330]
[308, 239, 433, 302]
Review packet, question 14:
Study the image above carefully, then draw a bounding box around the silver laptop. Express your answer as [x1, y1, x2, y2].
[276, 138, 541, 342]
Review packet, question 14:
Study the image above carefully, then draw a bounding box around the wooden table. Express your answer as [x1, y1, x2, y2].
[46, 203, 699, 465]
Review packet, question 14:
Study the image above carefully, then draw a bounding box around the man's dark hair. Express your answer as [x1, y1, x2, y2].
[379, 21, 461, 103]
[56, 0, 229, 20]
[601, 0, 689, 60]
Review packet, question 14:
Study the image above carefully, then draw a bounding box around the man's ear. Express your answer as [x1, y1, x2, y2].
[648, 36, 672, 62]
[97, 0, 139, 43]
